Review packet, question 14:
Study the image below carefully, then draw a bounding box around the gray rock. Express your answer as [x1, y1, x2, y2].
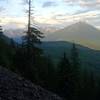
[0, 67, 63, 100]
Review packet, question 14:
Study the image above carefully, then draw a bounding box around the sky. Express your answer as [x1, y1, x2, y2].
[0, 0, 100, 32]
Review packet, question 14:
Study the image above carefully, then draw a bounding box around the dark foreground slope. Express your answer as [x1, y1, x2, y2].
[0, 66, 62, 100]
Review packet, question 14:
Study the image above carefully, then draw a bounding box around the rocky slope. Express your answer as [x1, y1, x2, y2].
[0, 67, 62, 100]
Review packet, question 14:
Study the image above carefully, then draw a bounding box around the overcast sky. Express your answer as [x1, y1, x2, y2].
[0, 0, 100, 30]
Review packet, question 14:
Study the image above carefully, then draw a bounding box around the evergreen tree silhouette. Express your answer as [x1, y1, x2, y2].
[57, 52, 72, 99]
[10, 39, 16, 49]
[0, 26, 3, 34]
[37, 55, 56, 90]
[81, 69, 96, 100]
[13, 0, 44, 82]
[89, 71, 96, 99]
[70, 43, 81, 99]
[71, 43, 80, 68]
[96, 79, 100, 100]
[0, 26, 14, 69]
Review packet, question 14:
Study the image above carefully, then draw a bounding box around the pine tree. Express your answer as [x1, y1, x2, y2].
[0, 26, 13, 69]
[0, 26, 3, 34]
[70, 43, 81, 99]
[81, 69, 96, 100]
[96, 79, 100, 100]
[58, 53, 71, 80]
[22, 0, 43, 57]
[71, 43, 80, 68]
[57, 52, 72, 99]
[23, 0, 44, 82]
[89, 71, 96, 99]
[10, 39, 16, 49]
[35, 55, 56, 90]
[0, 26, 5, 66]
[80, 68, 89, 99]
[44, 56, 55, 89]
[13, 0, 44, 82]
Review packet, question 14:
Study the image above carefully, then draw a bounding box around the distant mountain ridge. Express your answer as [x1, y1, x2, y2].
[41, 41, 100, 77]
[44, 22, 100, 50]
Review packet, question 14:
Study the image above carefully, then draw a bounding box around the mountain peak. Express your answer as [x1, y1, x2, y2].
[44, 22, 100, 50]
[67, 21, 96, 30]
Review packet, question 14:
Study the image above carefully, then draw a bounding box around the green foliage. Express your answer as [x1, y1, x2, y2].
[13, 46, 37, 81]
[57, 53, 72, 98]
[71, 43, 80, 68]
[0, 26, 14, 69]
[70, 43, 81, 99]
[36, 56, 56, 89]
[79, 69, 97, 100]
[12, 26, 44, 83]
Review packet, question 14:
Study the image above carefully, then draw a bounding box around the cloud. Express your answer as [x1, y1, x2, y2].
[79, 0, 100, 8]
[42, 1, 57, 8]
[0, 16, 27, 29]
[63, 0, 100, 9]
[0, 10, 100, 38]
[74, 8, 95, 15]
[0, 0, 100, 38]
[1, 9, 100, 29]
[41, 10, 100, 28]
[34, 16, 60, 25]
[0, 0, 100, 33]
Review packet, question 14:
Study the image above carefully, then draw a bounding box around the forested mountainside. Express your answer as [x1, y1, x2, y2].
[41, 41, 100, 77]
[1, 27, 100, 100]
